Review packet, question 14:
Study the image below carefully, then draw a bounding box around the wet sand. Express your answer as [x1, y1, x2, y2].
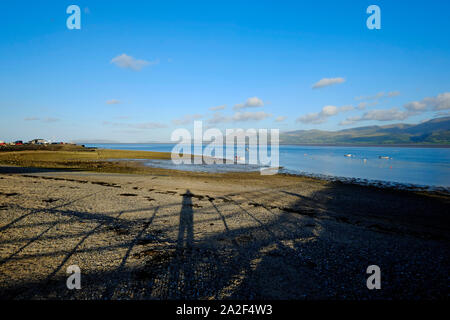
[0, 165, 449, 299]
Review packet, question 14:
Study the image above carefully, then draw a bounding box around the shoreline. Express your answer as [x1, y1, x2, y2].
[0, 147, 449, 194]
[80, 142, 450, 148]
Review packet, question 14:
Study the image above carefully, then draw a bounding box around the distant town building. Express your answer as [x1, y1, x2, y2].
[29, 139, 48, 145]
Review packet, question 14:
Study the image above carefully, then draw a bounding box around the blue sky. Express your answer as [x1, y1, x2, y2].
[1, 0, 449, 142]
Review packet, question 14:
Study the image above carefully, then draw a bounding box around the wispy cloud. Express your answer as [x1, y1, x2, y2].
[111, 54, 158, 71]
[339, 108, 410, 125]
[172, 114, 203, 125]
[275, 116, 286, 122]
[233, 97, 264, 110]
[355, 91, 400, 101]
[207, 112, 231, 125]
[206, 110, 271, 124]
[43, 117, 60, 123]
[232, 111, 271, 122]
[422, 92, 450, 111]
[24, 117, 60, 123]
[357, 102, 367, 110]
[403, 92, 450, 113]
[341, 92, 450, 125]
[356, 101, 378, 110]
[103, 121, 166, 129]
[130, 122, 167, 129]
[209, 104, 226, 111]
[106, 99, 121, 105]
[388, 91, 401, 98]
[355, 92, 385, 101]
[403, 101, 427, 112]
[297, 105, 353, 124]
[312, 77, 345, 89]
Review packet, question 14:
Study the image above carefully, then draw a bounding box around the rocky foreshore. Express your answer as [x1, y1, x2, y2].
[0, 165, 449, 299]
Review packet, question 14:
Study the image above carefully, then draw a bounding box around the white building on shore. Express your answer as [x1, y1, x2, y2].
[29, 139, 48, 145]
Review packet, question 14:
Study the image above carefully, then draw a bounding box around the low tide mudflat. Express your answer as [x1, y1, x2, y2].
[0, 149, 449, 299]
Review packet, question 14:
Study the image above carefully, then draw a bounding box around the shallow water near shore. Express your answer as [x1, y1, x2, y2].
[84, 143, 450, 188]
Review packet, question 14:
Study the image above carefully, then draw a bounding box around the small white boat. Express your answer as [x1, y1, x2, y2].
[378, 156, 391, 160]
[344, 154, 352, 157]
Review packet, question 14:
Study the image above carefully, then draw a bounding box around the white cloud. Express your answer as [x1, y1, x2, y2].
[106, 99, 121, 105]
[298, 113, 327, 124]
[340, 108, 411, 125]
[357, 102, 367, 110]
[422, 92, 450, 111]
[322, 105, 339, 116]
[402, 92, 450, 113]
[207, 112, 231, 125]
[355, 91, 400, 101]
[404, 101, 426, 112]
[172, 114, 203, 125]
[232, 111, 271, 122]
[110, 54, 158, 71]
[339, 119, 355, 126]
[340, 92, 450, 126]
[357, 101, 379, 110]
[339, 105, 354, 112]
[360, 108, 410, 121]
[388, 91, 401, 97]
[233, 97, 264, 110]
[297, 105, 353, 124]
[24, 117, 39, 121]
[312, 77, 345, 89]
[209, 104, 226, 111]
[206, 110, 271, 124]
[275, 116, 286, 122]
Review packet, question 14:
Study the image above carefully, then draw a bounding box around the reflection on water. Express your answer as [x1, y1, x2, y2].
[144, 159, 263, 173]
[84, 143, 450, 188]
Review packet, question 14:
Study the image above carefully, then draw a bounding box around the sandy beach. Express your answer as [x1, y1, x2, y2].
[0, 157, 449, 299]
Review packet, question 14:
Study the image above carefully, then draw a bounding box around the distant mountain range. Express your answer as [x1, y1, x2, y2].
[280, 117, 450, 145]
[72, 117, 450, 146]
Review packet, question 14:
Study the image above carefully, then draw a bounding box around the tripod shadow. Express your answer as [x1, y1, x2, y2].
[166, 189, 195, 298]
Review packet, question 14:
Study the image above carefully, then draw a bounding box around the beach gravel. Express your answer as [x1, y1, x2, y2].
[0, 166, 448, 299]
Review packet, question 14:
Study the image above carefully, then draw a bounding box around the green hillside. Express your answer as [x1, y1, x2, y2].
[280, 117, 450, 145]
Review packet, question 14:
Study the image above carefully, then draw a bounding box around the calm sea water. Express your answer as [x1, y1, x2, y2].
[84, 143, 450, 188]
